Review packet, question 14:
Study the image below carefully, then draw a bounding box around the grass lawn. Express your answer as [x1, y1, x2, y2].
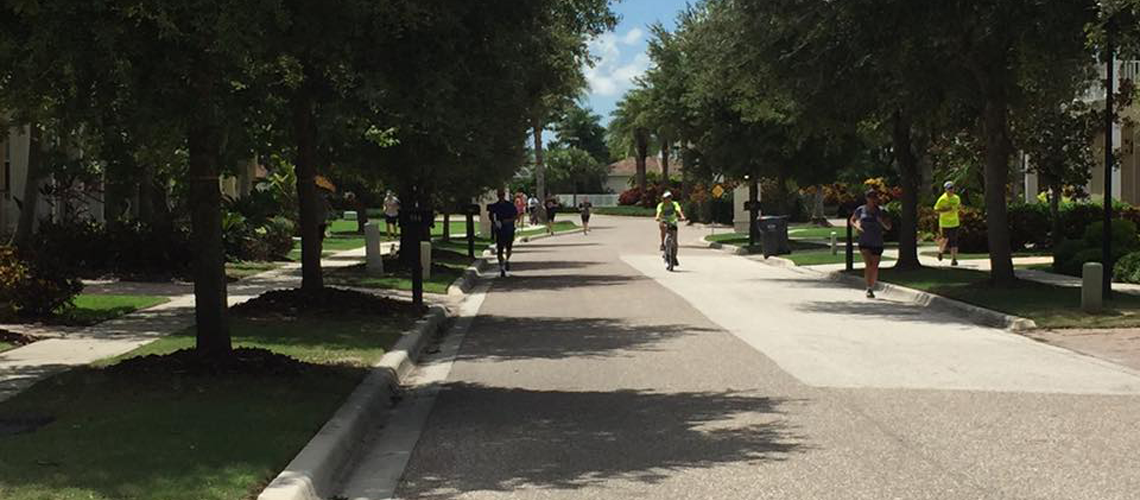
[288, 233, 366, 261]
[593, 206, 656, 217]
[519, 220, 579, 238]
[326, 245, 476, 295]
[0, 311, 413, 500]
[706, 232, 827, 249]
[0, 341, 13, 353]
[785, 250, 896, 267]
[872, 267, 1140, 329]
[225, 261, 281, 281]
[788, 225, 844, 240]
[1017, 263, 1054, 272]
[433, 236, 493, 256]
[919, 249, 1053, 261]
[51, 294, 169, 327]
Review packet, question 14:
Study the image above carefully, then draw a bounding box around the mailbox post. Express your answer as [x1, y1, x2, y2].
[743, 200, 761, 249]
[401, 209, 432, 306]
[463, 204, 480, 258]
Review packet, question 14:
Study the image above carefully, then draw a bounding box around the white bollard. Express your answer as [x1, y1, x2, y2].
[830, 231, 838, 255]
[364, 223, 384, 274]
[1082, 262, 1103, 313]
[420, 241, 432, 281]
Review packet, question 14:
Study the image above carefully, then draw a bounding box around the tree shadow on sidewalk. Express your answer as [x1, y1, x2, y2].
[490, 273, 636, 292]
[458, 316, 716, 362]
[794, 300, 973, 327]
[502, 260, 600, 272]
[397, 383, 806, 498]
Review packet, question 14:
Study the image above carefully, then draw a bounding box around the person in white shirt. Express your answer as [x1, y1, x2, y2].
[383, 192, 400, 238]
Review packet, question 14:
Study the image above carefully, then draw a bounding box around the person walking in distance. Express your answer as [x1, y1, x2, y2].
[578, 198, 593, 235]
[527, 194, 539, 226]
[514, 192, 528, 228]
[935, 181, 962, 266]
[383, 191, 400, 239]
[544, 196, 559, 235]
[488, 188, 519, 277]
[851, 190, 892, 298]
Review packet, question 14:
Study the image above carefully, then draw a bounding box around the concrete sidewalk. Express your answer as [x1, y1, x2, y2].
[337, 214, 1140, 500]
[0, 244, 395, 403]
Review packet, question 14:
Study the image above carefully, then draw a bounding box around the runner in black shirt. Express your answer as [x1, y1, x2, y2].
[488, 188, 519, 277]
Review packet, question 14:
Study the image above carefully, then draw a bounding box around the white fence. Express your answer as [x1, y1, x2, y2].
[555, 194, 620, 207]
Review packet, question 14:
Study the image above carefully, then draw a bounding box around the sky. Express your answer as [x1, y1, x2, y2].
[584, 0, 691, 125]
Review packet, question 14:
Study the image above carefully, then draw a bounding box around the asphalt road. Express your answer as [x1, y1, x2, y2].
[341, 215, 1140, 500]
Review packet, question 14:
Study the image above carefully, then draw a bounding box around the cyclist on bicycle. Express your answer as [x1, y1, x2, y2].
[656, 191, 686, 250]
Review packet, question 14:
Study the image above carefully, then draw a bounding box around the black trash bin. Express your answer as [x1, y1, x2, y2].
[757, 215, 791, 258]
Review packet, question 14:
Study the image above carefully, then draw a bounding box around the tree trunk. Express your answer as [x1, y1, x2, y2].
[442, 212, 451, 242]
[1049, 182, 1063, 249]
[138, 162, 157, 225]
[981, 89, 1016, 285]
[635, 136, 648, 193]
[188, 75, 231, 358]
[661, 139, 671, 188]
[14, 124, 44, 249]
[293, 88, 323, 291]
[748, 178, 760, 246]
[891, 110, 922, 270]
[533, 123, 547, 223]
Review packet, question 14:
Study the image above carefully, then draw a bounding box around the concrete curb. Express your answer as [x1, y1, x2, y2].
[452, 249, 495, 294]
[256, 305, 450, 500]
[702, 238, 753, 256]
[816, 269, 1038, 331]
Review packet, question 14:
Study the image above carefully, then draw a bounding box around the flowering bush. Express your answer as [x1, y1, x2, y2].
[0, 247, 83, 318]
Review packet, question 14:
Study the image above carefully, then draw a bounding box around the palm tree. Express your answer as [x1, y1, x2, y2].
[608, 88, 655, 192]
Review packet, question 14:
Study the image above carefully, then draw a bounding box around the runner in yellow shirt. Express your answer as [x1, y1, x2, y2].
[934, 181, 962, 266]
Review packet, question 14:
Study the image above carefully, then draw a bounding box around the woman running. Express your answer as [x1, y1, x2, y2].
[850, 190, 892, 298]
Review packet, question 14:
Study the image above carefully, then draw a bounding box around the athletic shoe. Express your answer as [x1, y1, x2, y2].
[866, 289, 875, 298]
[951, 259, 959, 267]
[937, 251, 943, 261]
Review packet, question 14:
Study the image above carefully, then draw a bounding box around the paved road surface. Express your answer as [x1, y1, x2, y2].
[340, 215, 1140, 499]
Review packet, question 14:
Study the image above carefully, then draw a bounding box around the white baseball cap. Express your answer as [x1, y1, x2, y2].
[944, 181, 955, 190]
[662, 191, 673, 198]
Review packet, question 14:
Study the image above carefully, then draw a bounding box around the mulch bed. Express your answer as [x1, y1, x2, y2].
[106, 347, 314, 378]
[0, 329, 39, 348]
[231, 287, 427, 319]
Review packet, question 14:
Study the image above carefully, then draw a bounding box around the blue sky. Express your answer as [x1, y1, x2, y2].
[584, 0, 691, 125]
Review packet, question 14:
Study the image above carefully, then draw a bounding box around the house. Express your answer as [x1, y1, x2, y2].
[1023, 59, 1140, 204]
[0, 124, 261, 236]
[606, 156, 681, 193]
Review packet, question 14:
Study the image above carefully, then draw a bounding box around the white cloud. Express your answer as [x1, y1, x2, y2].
[584, 28, 651, 98]
[622, 27, 644, 45]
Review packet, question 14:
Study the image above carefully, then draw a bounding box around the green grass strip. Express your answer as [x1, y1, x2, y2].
[872, 267, 1140, 329]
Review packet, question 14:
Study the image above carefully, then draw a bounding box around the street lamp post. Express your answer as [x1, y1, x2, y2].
[1103, 16, 1116, 299]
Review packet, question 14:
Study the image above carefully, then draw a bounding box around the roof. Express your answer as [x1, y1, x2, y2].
[607, 156, 681, 177]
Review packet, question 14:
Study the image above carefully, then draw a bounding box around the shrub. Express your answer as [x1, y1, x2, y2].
[105, 222, 194, 277]
[34, 219, 107, 271]
[261, 217, 296, 260]
[1114, 251, 1140, 284]
[618, 187, 642, 206]
[1052, 239, 1084, 273]
[1057, 248, 1125, 277]
[1007, 202, 1051, 249]
[1082, 219, 1140, 254]
[0, 247, 83, 318]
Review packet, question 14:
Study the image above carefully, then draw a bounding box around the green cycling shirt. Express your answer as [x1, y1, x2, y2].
[934, 192, 962, 228]
[657, 201, 682, 224]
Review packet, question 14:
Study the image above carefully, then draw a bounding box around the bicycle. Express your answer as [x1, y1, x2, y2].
[662, 221, 679, 271]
